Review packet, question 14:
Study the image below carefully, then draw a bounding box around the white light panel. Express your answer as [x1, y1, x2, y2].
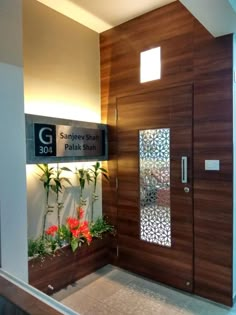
[140, 47, 161, 83]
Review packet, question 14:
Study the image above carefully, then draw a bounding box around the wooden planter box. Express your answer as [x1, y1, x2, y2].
[28, 235, 111, 295]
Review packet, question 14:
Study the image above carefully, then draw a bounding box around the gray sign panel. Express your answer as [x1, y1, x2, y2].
[25, 114, 108, 164]
[56, 125, 103, 157]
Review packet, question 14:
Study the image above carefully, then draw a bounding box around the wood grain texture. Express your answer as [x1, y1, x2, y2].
[117, 85, 193, 292]
[100, 1, 233, 306]
[101, 0, 194, 229]
[193, 22, 233, 306]
[29, 236, 111, 295]
[0, 276, 63, 315]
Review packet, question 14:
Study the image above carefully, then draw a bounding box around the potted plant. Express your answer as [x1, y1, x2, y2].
[28, 215, 114, 295]
[28, 162, 113, 295]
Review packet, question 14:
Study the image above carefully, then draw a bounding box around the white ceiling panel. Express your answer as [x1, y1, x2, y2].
[71, 0, 176, 26]
[36, 0, 176, 33]
[37, 0, 236, 36]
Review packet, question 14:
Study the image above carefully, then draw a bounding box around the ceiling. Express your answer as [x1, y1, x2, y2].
[37, 0, 236, 37]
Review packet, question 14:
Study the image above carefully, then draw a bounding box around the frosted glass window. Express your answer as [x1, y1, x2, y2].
[139, 128, 171, 247]
[140, 47, 161, 83]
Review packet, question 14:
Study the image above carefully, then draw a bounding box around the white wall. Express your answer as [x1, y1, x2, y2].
[26, 163, 102, 239]
[0, 0, 28, 281]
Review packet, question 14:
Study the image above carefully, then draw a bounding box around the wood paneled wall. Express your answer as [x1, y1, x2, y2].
[0, 276, 63, 315]
[193, 23, 233, 305]
[100, 1, 233, 306]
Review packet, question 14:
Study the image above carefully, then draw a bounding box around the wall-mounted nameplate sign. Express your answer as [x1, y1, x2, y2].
[34, 124, 104, 157]
[26, 114, 108, 164]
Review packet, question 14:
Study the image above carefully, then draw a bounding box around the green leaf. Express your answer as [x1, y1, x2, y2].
[51, 185, 57, 193]
[100, 167, 108, 173]
[37, 164, 45, 172]
[61, 167, 72, 172]
[62, 178, 72, 186]
[89, 216, 114, 238]
[71, 238, 78, 252]
[102, 173, 110, 181]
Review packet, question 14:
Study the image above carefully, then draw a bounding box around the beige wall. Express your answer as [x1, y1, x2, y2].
[23, 0, 102, 239]
[23, 0, 100, 122]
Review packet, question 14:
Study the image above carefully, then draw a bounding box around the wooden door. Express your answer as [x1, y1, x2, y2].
[117, 85, 193, 292]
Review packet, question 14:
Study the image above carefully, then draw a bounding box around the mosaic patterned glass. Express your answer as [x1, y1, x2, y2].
[139, 128, 171, 247]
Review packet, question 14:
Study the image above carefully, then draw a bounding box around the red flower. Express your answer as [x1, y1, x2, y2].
[78, 221, 92, 244]
[77, 207, 85, 219]
[71, 229, 80, 238]
[80, 221, 89, 234]
[45, 225, 58, 236]
[85, 232, 92, 244]
[64, 216, 93, 250]
[67, 217, 79, 230]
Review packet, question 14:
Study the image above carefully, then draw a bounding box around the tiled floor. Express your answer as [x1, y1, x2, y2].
[53, 265, 236, 315]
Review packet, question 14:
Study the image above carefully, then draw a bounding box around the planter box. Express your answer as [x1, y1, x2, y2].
[28, 235, 111, 295]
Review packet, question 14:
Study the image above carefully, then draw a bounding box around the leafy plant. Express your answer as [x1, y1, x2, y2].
[45, 225, 60, 252]
[89, 216, 114, 239]
[28, 237, 51, 257]
[45, 207, 92, 252]
[75, 167, 92, 211]
[28, 214, 114, 258]
[89, 162, 109, 221]
[28, 239, 39, 257]
[51, 164, 72, 227]
[36, 164, 55, 237]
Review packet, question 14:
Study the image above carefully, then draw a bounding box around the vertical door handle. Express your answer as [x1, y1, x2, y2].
[181, 156, 188, 183]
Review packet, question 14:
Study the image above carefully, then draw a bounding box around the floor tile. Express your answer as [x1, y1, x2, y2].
[53, 265, 236, 315]
[53, 282, 82, 301]
[75, 276, 125, 302]
[183, 298, 231, 315]
[61, 291, 97, 314]
[83, 301, 124, 315]
[101, 266, 139, 284]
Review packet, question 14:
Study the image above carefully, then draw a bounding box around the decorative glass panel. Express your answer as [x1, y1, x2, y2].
[139, 128, 171, 247]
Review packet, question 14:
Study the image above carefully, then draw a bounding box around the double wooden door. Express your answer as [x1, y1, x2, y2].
[117, 85, 193, 292]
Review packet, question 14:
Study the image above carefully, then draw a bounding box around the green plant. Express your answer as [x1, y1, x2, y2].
[28, 215, 114, 258]
[45, 209, 92, 252]
[89, 216, 114, 239]
[36, 164, 55, 237]
[28, 239, 39, 257]
[28, 237, 51, 258]
[75, 167, 92, 211]
[89, 162, 109, 221]
[51, 164, 72, 227]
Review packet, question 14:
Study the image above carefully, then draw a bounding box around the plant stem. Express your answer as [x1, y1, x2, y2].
[42, 189, 49, 238]
[91, 177, 97, 222]
[56, 164, 60, 227]
[42, 207, 48, 238]
[56, 190, 60, 227]
[57, 205, 61, 227]
[57, 202, 63, 228]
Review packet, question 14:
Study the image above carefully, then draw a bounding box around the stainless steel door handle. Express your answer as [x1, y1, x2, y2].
[181, 156, 188, 183]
